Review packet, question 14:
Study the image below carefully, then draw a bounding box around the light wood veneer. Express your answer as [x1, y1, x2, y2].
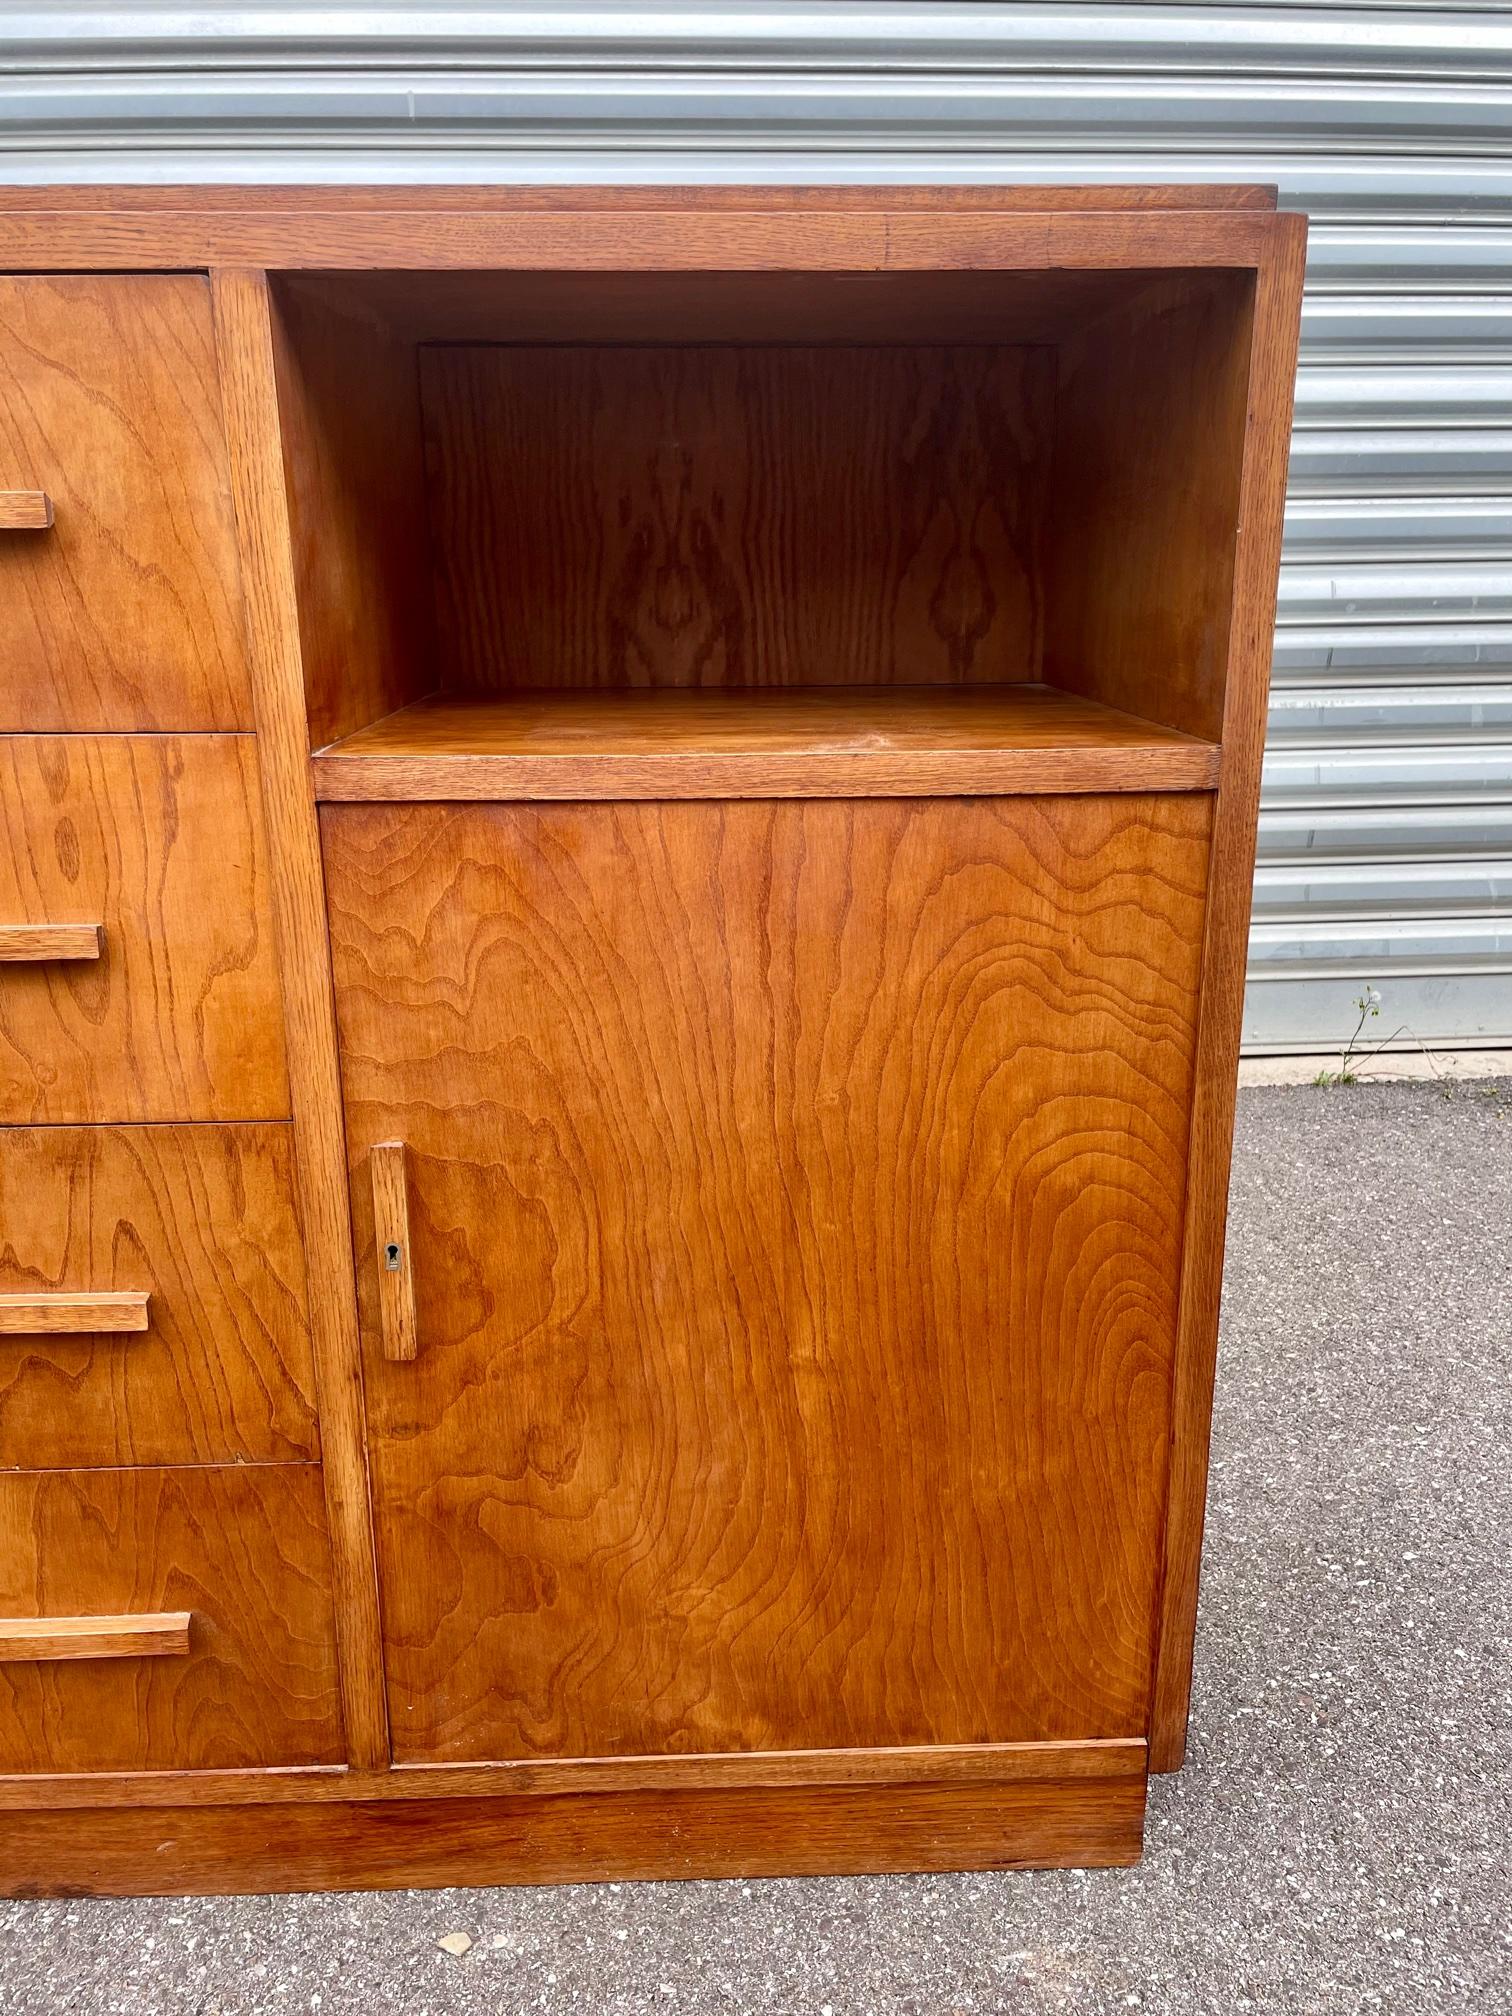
[0, 736, 288, 1125]
[0, 1124, 316, 1467]
[0, 1466, 342, 1774]
[0, 277, 251, 731]
[324, 792, 1209, 1764]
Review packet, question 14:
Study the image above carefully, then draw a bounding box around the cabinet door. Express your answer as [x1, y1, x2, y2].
[323, 795, 1211, 1766]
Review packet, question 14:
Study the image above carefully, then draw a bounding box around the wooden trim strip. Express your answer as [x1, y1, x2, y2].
[0, 209, 1278, 275]
[0, 1290, 150, 1336]
[0, 1778, 1146, 1894]
[313, 745, 1221, 803]
[0, 1737, 1146, 1810]
[212, 267, 390, 1771]
[0, 490, 53, 531]
[0, 923, 102, 962]
[1149, 210, 1310, 1773]
[0, 1613, 191, 1663]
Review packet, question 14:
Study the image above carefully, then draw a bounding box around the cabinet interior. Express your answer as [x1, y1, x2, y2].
[268, 266, 1256, 789]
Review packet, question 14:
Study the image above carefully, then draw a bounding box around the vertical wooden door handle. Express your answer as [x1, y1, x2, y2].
[0, 490, 54, 531]
[370, 1140, 418, 1362]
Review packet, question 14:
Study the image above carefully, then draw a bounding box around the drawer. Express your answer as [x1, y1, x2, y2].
[0, 275, 251, 731]
[0, 1125, 317, 1468]
[0, 1465, 342, 1773]
[0, 736, 288, 1123]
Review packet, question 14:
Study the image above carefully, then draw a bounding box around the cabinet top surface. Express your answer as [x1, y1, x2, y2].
[0, 183, 1297, 272]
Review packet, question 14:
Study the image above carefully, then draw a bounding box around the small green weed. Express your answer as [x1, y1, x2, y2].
[1313, 986, 1382, 1088]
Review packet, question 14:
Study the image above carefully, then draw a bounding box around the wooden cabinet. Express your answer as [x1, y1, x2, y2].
[0, 184, 1305, 1896]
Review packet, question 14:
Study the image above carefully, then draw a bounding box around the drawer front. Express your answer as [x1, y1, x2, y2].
[0, 1465, 342, 1773]
[0, 276, 251, 732]
[0, 736, 288, 1123]
[0, 1125, 317, 1468]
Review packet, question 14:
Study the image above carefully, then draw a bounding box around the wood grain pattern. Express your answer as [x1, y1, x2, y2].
[0, 1614, 189, 1663]
[422, 345, 1051, 690]
[0, 1465, 342, 1773]
[313, 686, 1220, 801]
[369, 1142, 417, 1364]
[0, 924, 102, 963]
[212, 267, 390, 1770]
[268, 277, 437, 749]
[0, 277, 250, 731]
[0, 1124, 316, 1467]
[1043, 271, 1255, 743]
[1150, 211, 1309, 1771]
[0, 206, 1275, 275]
[0, 1736, 1144, 1809]
[323, 793, 1211, 1766]
[296, 268, 1176, 348]
[0, 490, 52, 530]
[0, 1775, 1145, 1895]
[0, 1291, 149, 1337]
[0, 736, 288, 1125]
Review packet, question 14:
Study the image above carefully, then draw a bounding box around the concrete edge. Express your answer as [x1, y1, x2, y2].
[1238, 1048, 1512, 1087]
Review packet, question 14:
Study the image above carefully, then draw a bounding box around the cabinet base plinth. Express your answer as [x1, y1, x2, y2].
[1, 1777, 1145, 1896]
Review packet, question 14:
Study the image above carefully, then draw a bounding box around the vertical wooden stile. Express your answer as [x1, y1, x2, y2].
[1148, 213, 1309, 1771]
[210, 267, 390, 1772]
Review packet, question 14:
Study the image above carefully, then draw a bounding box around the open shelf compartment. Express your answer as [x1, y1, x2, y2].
[269, 264, 1255, 796]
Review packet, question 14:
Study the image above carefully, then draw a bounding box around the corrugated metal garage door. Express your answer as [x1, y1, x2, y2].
[2, 3, 1507, 1054]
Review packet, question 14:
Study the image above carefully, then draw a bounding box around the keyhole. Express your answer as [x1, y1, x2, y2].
[384, 1241, 402, 1271]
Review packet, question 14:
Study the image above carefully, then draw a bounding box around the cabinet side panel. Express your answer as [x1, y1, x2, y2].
[1042, 271, 1255, 743]
[1150, 216, 1307, 1768]
[269, 279, 438, 750]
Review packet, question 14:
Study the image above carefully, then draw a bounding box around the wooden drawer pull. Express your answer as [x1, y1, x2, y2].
[370, 1139, 418, 1363]
[0, 489, 53, 531]
[0, 1612, 191, 1662]
[0, 922, 104, 962]
[0, 1290, 151, 1336]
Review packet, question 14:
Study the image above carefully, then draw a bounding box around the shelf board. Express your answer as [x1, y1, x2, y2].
[311, 684, 1220, 803]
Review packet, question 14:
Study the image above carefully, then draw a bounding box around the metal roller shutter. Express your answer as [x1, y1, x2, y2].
[3, 3, 1507, 1053]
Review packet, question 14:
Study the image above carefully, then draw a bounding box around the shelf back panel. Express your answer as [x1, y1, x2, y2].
[420, 344, 1053, 693]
